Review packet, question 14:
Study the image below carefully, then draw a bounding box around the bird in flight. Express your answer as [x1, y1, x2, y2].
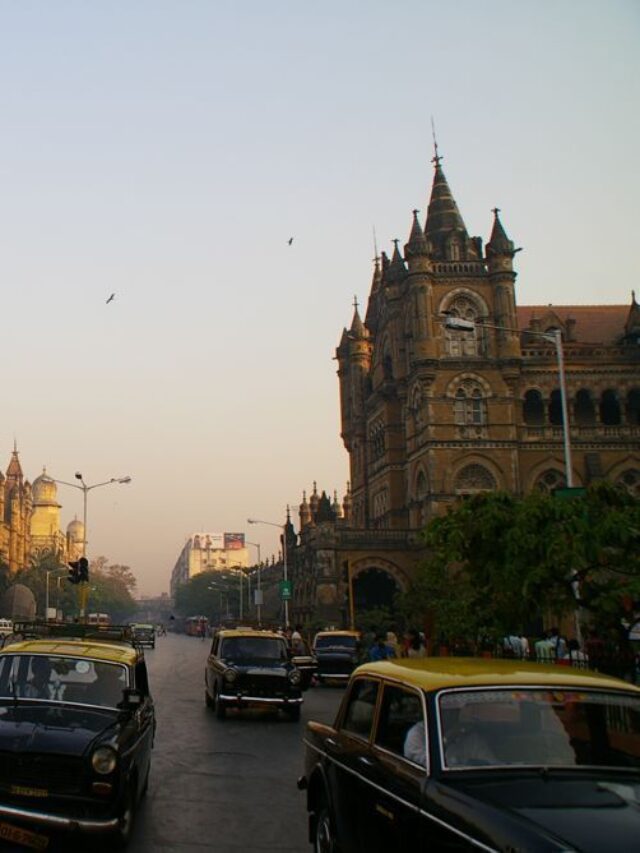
[106, 293, 115, 304]
[288, 237, 294, 245]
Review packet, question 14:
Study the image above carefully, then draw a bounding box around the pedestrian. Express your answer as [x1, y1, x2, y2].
[369, 633, 393, 662]
[565, 638, 588, 666]
[385, 631, 401, 658]
[406, 629, 426, 658]
[549, 627, 567, 660]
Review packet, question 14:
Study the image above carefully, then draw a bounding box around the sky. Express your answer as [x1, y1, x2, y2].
[1, 1, 638, 596]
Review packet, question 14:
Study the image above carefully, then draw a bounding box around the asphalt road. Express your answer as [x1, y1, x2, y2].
[0, 633, 343, 853]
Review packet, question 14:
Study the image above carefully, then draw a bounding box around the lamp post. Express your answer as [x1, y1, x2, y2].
[246, 541, 262, 625]
[53, 473, 132, 616]
[247, 515, 290, 627]
[443, 317, 574, 487]
[45, 568, 68, 621]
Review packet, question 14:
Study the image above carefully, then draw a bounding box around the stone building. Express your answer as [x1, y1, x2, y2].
[0, 448, 83, 573]
[170, 533, 250, 598]
[290, 153, 640, 628]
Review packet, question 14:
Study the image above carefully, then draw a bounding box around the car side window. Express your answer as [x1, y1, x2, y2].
[134, 661, 149, 696]
[375, 683, 426, 768]
[210, 635, 219, 656]
[341, 678, 379, 739]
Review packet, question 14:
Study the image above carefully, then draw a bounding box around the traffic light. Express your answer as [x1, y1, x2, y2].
[78, 557, 89, 583]
[68, 561, 80, 585]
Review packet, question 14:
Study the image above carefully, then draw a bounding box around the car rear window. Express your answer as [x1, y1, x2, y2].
[438, 688, 640, 770]
[220, 637, 287, 663]
[315, 635, 357, 650]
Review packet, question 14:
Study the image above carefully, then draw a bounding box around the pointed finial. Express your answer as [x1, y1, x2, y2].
[431, 116, 442, 167]
[633, 290, 637, 305]
[372, 225, 379, 264]
[353, 295, 359, 312]
[492, 207, 501, 217]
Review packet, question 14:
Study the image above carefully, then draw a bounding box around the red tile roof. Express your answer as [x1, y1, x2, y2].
[517, 305, 628, 345]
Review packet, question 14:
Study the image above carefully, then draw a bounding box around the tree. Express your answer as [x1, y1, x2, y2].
[401, 483, 640, 651]
[88, 557, 138, 623]
[174, 570, 242, 624]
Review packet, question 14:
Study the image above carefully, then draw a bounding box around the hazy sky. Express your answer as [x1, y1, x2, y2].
[1, 1, 638, 596]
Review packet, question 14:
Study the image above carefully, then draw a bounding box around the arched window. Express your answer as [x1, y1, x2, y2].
[616, 469, 640, 499]
[535, 469, 566, 493]
[600, 389, 621, 425]
[444, 294, 482, 357]
[574, 389, 596, 426]
[454, 464, 496, 494]
[549, 389, 564, 426]
[626, 389, 640, 426]
[369, 421, 385, 461]
[523, 389, 545, 426]
[454, 381, 487, 426]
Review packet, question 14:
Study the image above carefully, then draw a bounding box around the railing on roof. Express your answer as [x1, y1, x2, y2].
[10, 621, 136, 646]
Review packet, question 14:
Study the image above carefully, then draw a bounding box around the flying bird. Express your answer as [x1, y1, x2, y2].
[106, 293, 115, 304]
[288, 237, 294, 245]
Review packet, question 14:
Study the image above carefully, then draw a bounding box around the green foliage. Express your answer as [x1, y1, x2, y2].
[400, 483, 640, 647]
[174, 570, 243, 624]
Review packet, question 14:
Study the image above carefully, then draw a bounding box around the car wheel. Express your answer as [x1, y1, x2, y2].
[215, 690, 226, 720]
[285, 704, 301, 722]
[314, 802, 338, 853]
[113, 781, 136, 848]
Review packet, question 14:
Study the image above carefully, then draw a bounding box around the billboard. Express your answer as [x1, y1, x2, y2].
[192, 533, 224, 550]
[224, 532, 245, 550]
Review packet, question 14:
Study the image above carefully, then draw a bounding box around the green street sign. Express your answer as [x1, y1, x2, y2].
[553, 487, 587, 500]
[280, 580, 292, 600]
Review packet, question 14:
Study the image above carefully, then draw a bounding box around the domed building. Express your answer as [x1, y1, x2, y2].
[66, 517, 85, 562]
[30, 468, 66, 560]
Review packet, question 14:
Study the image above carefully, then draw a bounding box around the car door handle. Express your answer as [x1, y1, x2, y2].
[357, 755, 375, 768]
[325, 737, 343, 755]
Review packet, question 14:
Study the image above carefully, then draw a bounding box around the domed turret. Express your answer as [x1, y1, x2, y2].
[32, 468, 59, 507]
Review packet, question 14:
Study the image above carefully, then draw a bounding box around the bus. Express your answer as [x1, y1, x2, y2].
[185, 615, 208, 637]
[88, 613, 111, 627]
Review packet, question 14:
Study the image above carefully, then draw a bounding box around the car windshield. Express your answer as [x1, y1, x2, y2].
[315, 635, 357, 650]
[220, 637, 287, 663]
[0, 654, 128, 709]
[438, 688, 640, 771]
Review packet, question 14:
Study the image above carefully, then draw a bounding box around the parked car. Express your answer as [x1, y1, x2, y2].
[205, 628, 303, 720]
[131, 622, 156, 648]
[298, 657, 640, 852]
[312, 630, 361, 683]
[0, 621, 155, 848]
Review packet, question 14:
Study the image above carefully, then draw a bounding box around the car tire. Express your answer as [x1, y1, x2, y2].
[313, 801, 338, 853]
[285, 704, 301, 722]
[215, 691, 226, 720]
[112, 781, 136, 849]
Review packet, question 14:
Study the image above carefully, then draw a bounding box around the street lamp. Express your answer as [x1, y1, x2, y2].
[442, 316, 574, 487]
[53, 472, 132, 617]
[246, 541, 262, 625]
[247, 515, 290, 627]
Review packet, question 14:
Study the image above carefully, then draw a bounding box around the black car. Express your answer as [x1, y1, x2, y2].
[299, 657, 640, 852]
[0, 622, 155, 848]
[131, 623, 156, 649]
[205, 628, 303, 720]
[312, 630, 361, 684]
[290, 639, 318, 691]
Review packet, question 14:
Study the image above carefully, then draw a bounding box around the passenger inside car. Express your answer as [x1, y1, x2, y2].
[85, 663, 126, 707]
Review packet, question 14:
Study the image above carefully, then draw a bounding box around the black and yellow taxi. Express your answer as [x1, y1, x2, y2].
[299, 657, 640, 852]
[130, 622, 156, 649]
[0, 622, 155, 849]
[205, 628, 304, 720]
[312, 630, 361, 684]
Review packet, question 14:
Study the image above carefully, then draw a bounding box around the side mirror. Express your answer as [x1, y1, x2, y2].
[119, 687, 143, 711]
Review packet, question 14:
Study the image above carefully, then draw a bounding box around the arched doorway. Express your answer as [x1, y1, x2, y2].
[353, 568, 400, 612]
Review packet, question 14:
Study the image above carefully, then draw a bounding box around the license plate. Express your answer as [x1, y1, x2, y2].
[0, 821, 50, 850]
[10, 785, 48, 798]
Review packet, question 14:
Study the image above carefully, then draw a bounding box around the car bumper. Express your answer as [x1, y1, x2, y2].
[0, 802, 118, 833]
[317, 672, 350, 680]
[219, 693, 303, 705]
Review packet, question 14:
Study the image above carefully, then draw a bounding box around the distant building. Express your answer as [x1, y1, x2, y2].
[290, 152, 640, 628]
[170, 533, 249, 597]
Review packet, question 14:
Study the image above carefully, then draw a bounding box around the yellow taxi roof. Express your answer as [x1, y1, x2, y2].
[355, 657, 640, 694]
[314, 630, 360, 638]
[217, 628, 284, 640]
[1, 639, 140, 666]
